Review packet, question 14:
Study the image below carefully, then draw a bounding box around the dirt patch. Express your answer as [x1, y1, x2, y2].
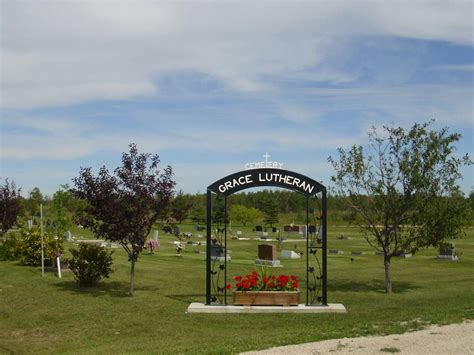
[242, 321, 473, 354]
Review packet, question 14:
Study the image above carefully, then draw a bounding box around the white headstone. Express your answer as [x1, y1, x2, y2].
[281, 250, 301, 259]
[154, 230, 159, 241]
[28, 220, 33, 230]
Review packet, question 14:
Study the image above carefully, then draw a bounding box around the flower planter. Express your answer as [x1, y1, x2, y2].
[233, 290, 300, 306]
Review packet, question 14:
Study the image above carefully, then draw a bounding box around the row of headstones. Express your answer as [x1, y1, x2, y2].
[210, 244, 301, 265]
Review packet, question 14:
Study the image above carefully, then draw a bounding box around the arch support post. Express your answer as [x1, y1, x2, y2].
[206, 189, 212, 305]
[322, 189, 328, 305]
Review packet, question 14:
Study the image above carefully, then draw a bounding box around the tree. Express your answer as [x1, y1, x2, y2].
[230, 204, 263, 226]
[0, 179, 21, 235]
[72, 144, 175, 296]
[51, 184, 74, 237]
[170, 190, 193, 223]
[24, 187, 44, 217]
[329, 120, 471, 293]
[189, 194, 206, 225]
[262, 195, 279, 227]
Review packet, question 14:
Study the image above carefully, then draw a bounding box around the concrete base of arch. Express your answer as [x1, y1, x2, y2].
[186, 303, 346, 314]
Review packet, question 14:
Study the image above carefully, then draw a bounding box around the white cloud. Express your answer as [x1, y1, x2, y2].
[430, 64, 474, 72]
[1, 1, 472, 109]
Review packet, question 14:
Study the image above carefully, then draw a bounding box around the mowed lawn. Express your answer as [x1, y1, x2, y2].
[1, 225, 473, 354]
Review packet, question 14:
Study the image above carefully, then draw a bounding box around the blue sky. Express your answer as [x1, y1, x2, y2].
[1, 1, 473, 196]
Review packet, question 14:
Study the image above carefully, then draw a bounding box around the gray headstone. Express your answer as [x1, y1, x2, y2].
[211, 244, 224, 257]
[64, 231, 72, 241]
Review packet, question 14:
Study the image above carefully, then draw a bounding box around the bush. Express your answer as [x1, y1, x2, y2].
[15, 226, 63, 266]
[69, 243, 113, 286]
[0, 234, 21, 261]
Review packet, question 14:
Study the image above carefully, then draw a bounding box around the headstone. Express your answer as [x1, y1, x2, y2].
[256, 244, 281, 266]
[172, 225, 180, 236]
[437, 255, 458, 260]
[329, 249, 343, 254]
[271, 227, 278, 233]
[284, 225, 300, 233]
[351, 251, 365, 256]
[236, 230, 242, 235]
[308, 225, 316, 234]
[28, 220, 33, 230]
[210, 244, 230, 262]
[153, 230, 159, 241]
[281, 250, 301, 259]
[255, 225, 263, 232]
[64, 231, 72, 241]
[398, 253, 412, 258]
[258, 244, 276, 260]
[437, 243, 457, 260]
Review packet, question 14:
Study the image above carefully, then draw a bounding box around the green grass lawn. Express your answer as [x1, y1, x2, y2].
[1, 225, 473, 354]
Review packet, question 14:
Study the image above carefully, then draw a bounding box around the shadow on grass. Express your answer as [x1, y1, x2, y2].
[165, 293, 206, 304]
[53, 280, 161, 298]
[329, 279, 420, 294]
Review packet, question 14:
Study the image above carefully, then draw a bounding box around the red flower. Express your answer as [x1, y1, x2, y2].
[226, 283, 231, 290]
[234, 276, 242, 282]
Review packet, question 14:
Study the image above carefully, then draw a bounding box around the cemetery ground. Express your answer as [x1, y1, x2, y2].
[1, 225, 473, 354]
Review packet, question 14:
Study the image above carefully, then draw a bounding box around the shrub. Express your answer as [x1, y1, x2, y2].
[69, 243, 113, 286]
[0, 234, 21, 261]
[15, 226, 63, 266]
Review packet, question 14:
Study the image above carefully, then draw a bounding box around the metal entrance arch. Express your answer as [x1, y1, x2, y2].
[206, 168, 327, 306]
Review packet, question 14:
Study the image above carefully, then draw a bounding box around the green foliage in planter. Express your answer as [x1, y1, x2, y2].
[69, 243, 114, 287]
[15, 226, 63, 266]
[438, 242, 455, 256]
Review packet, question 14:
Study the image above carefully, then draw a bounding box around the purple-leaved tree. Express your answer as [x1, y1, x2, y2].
[0, 178, 21, 235]
[72, 144, 175, 296]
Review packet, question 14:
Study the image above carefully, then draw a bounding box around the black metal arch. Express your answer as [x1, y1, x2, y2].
[206, 168, 327, 306]
[208, 168, 325, 196]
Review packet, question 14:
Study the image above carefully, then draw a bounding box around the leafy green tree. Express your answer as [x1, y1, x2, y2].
[189, 194, 206, 225]
[23, 187, 44, 217]
[51, 184, 74, 237]
[0, 179, 21, 235]
[170, 190, 193, 223]
[230, 204, 263, 226]
[329, 121, 471, 293]
[72, 144, 175, 296]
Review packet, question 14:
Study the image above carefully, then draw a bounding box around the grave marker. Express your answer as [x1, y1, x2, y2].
[256, 244, 281, 266]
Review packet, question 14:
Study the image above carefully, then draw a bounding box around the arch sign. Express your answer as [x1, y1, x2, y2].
[205, 163, 328, 307]
[208, 168, 325, 196]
